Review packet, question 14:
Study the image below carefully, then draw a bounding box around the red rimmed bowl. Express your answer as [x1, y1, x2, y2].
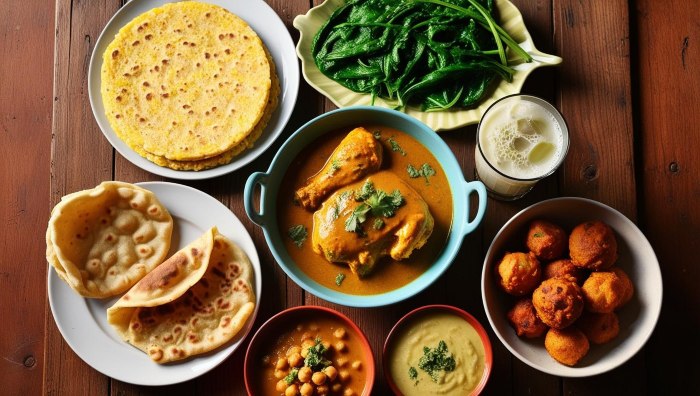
[383, 305, 492, 396]
[245, 306, 375, 396]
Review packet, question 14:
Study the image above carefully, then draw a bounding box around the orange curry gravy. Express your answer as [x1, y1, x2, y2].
[277, 125, 453, 295]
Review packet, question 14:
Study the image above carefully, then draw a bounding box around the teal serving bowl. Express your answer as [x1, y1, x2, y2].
[244, 106, 487, 307]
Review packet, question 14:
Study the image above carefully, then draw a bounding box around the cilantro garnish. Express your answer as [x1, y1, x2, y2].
[304, 338, 332, 370]
[344, 181, 404, 233]
[335, 273, 346, 286]
[387, 136, 407, 156]
[407, 163, 436, 184]
[284, 367, 299, 384]
[288, 225, 307, 248]
[418, 340, 456, 382]
[373, 218, 385, 230]
[328, 160, 341, 176]
[408, 366, 418, 382]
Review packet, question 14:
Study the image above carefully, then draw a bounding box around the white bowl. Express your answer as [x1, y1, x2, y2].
[481, 197, 662, 377]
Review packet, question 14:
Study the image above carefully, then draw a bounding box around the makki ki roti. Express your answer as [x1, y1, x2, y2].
[101, 1, 272, 164]
[46, 181, 173, 298]
[107, 227, 256, 363]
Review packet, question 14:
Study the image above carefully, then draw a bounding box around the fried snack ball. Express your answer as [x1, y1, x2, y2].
[582, 267, 634, 313]
[577, 311, 620, 344]
[532, 277, 584, 329]
[544, 327, 590, 366]
[569, 221, 618, 271]
[543, 259, 588, 285]
[507, 298, 548, 338]
[495, 252, 542, 296]
[526, 220, 567, 260]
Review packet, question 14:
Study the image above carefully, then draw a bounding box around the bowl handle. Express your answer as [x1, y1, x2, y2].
[244, 172, 269, 227]
[461, 180, 488, 237]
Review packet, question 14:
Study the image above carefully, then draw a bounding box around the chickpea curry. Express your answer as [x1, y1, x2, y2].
[277, 125, 453, 295]
[255, 316, 368, 396]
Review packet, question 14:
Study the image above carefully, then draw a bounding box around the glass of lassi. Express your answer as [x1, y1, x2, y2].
[475, 94, 569, 200]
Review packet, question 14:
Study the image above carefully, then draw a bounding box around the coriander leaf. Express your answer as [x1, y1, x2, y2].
[409, 366, 418, 381]
[284, 367, 299, 385]
[407, 163, 436, 184]
[420, 163, 436, 180]
[304, 338, 332, 370]
[356, 180, 375, 201]
[345, 203, 371, 233]
[418, 340, 456, 383]
[328, 160, 341, 176]
[387, 136, 407, 156]
[407, 164, 421, 178]
[288, 225, 307, 248]
[335, 273, 346, 286]
[373, 218, 384, 230]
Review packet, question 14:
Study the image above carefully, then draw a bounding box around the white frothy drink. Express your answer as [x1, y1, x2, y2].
[475, 95, 568, 200]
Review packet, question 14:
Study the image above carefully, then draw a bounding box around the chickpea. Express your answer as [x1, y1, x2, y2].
[323, 366, 338, 382]
[276, 379, 287, 392]
[351, 360, 362, 370]
[343, 388, 356, 396]
[288, 352, 303, 368]
[276, 357, 289, 370]
[285, 384, 299, 396]
[298, 366, 313, 383]
[287, 346, 301, 356]
[333, 327, 346, 339]
[301, 331, 313, 341]
[274, 369, 286, 379]
[335, 341, 346, 353]
[336, 357, 348, 368]
[299, 382, 314, 396]
[332, 383, 343, 393]
[316, 385, 329, 395]
[339, 369, 351, 382]
[312, 371, 328, 385]
[302, 339, 316, 349]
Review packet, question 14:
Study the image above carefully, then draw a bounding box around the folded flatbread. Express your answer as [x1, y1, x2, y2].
[46, 181, 173, 298]
[107, 227, 255, 363]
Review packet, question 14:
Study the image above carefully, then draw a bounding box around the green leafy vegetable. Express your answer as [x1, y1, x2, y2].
[373, 218, 385, 230]
[284, 367, 299, 385]
[407, 163, 436, 184]
[328, 160, 341, 175]
[418, 340, 456, 382]
[335, 273, 346, 286]
[345, 181, 404, 233]
[409, 366, 418, 382]
[387, 136, 407, 156]
[304, 338, 332, 370]
[288, 225, 308, 248]
[312, 0, 532, 111]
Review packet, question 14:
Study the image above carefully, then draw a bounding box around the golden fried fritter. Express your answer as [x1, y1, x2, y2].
[569, 221, 618, 271]
[577, 311, 620, 344]
[581, 267, 634, 313]
[532, 277, 584, 329]
[526, 220, 567, 260]
[544, 327, 590, 366]
[543, 259, 588, 285]
[495, 252, 542, 296]
[507, 298, 549, 338]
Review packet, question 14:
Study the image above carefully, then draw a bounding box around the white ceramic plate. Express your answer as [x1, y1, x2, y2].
[88, 0, 299, 180]
[293, 0, 561, 131]
[481, 197, 663, 377]
[48, 182, 262, 385]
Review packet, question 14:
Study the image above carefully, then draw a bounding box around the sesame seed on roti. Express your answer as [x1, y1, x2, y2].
[101, 1, 271, 162]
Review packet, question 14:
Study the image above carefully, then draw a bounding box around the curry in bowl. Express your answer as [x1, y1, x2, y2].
[276, 125, 453, 295]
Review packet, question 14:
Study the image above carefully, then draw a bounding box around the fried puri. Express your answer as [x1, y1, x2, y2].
[577, 311, 619, 344]
[532, 277, 584, 329]
[544, 327, 590, 366]
[582, 267, 634, 313]
[543, 259, 588, 285]
[495, 252, 541, 296]
[569, 221, 618, 271]
[526, 220, 567, 260]
[507, 298, 548, 338]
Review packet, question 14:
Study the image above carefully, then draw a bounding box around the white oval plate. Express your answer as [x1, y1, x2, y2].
[293, 0, 561, 131]
[48, 182, 262, 386]
[88, 0, 299, 180]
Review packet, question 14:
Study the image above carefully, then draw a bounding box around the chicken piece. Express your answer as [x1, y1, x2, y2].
[311, 171, 434, 276]
[295, 127, 383, 211]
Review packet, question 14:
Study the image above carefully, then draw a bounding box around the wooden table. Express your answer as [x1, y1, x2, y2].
[2, 0, 698, 394]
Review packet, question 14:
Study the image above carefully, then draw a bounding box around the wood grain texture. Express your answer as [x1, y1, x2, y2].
[0, 0, 54, 394]
[635, 0, 700, 394]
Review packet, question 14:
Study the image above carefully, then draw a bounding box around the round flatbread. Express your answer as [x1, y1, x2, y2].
[107, 228, 255, 363]
[101, 1, 271, 161]
[46, 181, 173, 298]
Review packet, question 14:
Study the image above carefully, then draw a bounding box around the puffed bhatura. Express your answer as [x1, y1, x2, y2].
[544, 327, 590, 366]
[569, 221, 618, 271]
[577, 311, 619, 344]
[532, 276, 584, 329]
[582, 267, 634, 313]
[526, 220, 567, 260]
[495, 252, 541, 296]
[543, 259, 587, 285]
[507, 298, 548, 338]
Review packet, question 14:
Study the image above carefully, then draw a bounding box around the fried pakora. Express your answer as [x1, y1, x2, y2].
[582, 267, 634, 313]
[569, 220, 618, 271]
[544, 327, 590, 366]
[507, 298, 549, 338]
[532, 276, 584, 329]
[577, 311, 620, 344]
[526, 220, 567, 260]
[495, 252, 541, 296]
[543, 259, 588, 285]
